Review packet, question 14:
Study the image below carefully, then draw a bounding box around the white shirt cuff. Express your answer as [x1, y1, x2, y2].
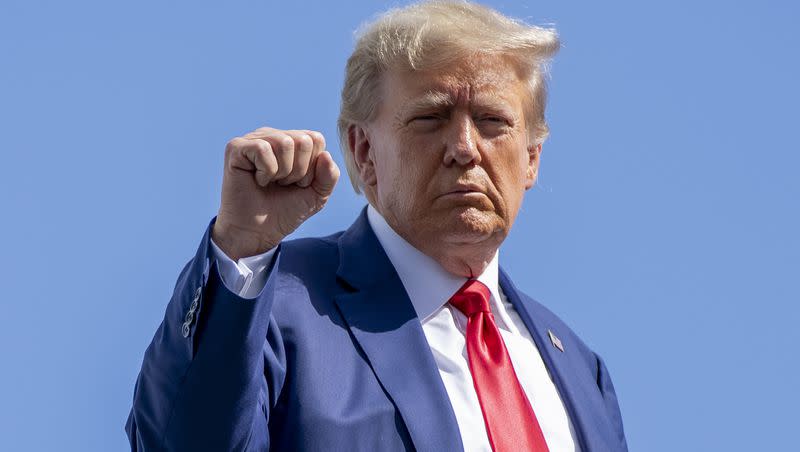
[208, 237, 278, 299]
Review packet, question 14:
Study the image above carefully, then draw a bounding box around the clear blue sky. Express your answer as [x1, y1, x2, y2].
[1, 1, 797, 450]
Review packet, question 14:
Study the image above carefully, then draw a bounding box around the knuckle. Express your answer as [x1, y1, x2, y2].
[279, 135, 295, 151]
[224, 137, 247, 159]
[253, 139, 272, 154]
[310, 131, 326, 148]
[225, 137, 243, 151]
[297, 134, 313, 150]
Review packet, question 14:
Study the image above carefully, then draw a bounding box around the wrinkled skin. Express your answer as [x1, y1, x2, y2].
[350, 54, 542, 277]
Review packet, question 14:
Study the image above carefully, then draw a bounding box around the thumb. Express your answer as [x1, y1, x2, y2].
[311, 151, 340, 198]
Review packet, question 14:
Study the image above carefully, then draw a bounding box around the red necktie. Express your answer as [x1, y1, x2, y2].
[449, 279, 550, 452]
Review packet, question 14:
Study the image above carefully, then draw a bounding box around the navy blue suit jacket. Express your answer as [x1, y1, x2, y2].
[126, 208, 628, 451]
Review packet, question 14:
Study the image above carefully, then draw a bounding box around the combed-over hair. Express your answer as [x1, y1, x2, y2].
[337, 0, 560, 193]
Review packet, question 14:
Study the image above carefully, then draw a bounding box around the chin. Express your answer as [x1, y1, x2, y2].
[439, 207, 505, 245]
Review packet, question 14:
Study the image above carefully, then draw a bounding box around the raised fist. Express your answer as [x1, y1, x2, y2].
[212, 127, 340, 260]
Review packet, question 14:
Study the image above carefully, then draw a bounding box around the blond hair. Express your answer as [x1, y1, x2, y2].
[337, 0, 560, 193]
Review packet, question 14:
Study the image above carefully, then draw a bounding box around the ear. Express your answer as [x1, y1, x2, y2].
[348, 124, 377, 187]
[524, 143, 542, 190]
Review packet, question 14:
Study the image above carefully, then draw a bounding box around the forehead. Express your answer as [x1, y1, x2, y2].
[381, 54, 528, 114]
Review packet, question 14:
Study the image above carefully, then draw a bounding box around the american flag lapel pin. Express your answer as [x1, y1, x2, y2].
[548, 329, 564, 352]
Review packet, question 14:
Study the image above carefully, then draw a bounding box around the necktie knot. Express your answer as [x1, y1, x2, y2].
[449, 279, 491, 317]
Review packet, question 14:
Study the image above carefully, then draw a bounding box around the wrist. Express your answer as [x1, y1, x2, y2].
[211, 217, 281, 261]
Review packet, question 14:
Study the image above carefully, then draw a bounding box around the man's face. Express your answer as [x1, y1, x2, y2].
[362, 54, 540, 258]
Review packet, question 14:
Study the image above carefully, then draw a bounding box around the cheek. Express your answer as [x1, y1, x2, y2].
[490, 143, 531, 208]
[493, 140, 529, 181]
[373, 152, 399, 195]
[373, 144, 415, 206]
[392, 139, 435, 186]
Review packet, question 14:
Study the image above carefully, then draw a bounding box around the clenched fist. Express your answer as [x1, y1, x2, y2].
[212, 127, 340, 261]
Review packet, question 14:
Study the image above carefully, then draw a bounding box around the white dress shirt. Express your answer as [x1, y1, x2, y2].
[209, 206, 580, 452]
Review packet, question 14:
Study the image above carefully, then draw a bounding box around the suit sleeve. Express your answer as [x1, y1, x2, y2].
[596, 353, 629, 452]
[125, 220, 286, 451]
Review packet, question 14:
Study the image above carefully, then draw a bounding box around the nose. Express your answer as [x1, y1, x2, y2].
[442, 114, 482, 167]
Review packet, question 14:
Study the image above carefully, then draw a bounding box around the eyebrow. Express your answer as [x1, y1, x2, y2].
[397, 91, 455, 117]
[397, 90, 515, 119]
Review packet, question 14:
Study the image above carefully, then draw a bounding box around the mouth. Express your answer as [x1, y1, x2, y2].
[444, 182, 485, 195]
[437, 182, 490, 202]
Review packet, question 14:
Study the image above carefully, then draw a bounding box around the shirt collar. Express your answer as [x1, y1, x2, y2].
[366, 205, 501, 322]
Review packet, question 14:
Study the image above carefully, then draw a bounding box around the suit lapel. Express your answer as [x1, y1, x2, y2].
[334, 209, 464, 452]
[499, 269, 619, 452]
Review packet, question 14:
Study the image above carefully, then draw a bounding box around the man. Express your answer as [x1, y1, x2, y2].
[126, 1, 628, 451]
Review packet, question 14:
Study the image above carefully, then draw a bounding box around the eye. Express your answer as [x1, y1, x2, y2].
[475, 115, 512, 137]
[407, 114, 444, 131]
[411, 115, 441, 122]
[478, 115, 507, 124]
